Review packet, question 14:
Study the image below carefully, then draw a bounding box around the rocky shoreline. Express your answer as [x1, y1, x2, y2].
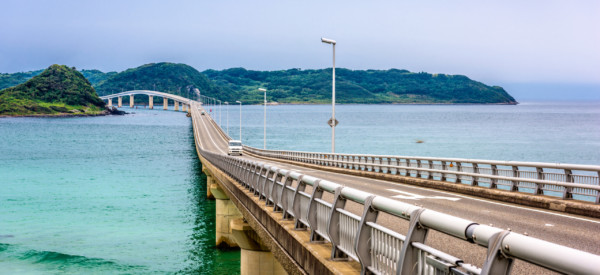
[0, 106, 127, 118]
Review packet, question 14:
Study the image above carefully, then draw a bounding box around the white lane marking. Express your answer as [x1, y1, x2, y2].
[258, 159, 600, 225]
[191, 106, 204, 150]
[545, 224, 555, 227]
[198, 111, 227, 155]
[388, 189, 461, 201]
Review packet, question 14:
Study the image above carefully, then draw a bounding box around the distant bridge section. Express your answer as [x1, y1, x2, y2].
[100, 90, 192, 111]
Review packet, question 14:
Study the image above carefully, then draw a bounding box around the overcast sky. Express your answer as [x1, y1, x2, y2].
[1, 0, 599, 87]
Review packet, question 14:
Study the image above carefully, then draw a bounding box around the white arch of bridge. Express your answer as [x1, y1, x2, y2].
[100, 90, 193, 111]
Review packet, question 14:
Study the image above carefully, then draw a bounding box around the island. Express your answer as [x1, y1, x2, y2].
[0, 64, 121, 117]
[1, 63, 518, 106]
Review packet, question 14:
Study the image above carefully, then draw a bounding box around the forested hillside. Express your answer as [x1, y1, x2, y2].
[0, 65, 106, 115]
[203, 68, 517, 104]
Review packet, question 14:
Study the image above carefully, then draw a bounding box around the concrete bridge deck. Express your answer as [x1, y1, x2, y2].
[187, 101, 600, 274]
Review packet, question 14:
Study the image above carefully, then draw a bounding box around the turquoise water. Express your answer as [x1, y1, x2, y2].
[1, 101, 599, 274]
[0, 109, 239, 274]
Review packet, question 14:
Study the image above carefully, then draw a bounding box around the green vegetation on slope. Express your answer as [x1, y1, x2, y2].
[203, 68, 517, 104]
[2, 63, 517, 105]
[0, 65, 106, 116]
[0, 69, 43, 90]
[94, 62, 235, 103]
[80, 69, 117, 86]
[1, 68, 116, 89]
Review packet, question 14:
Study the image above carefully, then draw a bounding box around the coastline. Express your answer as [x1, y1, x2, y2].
[0, 108, 127, 118]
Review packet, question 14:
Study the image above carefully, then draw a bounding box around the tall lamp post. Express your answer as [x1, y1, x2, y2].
[225, 102, 229, 136]
[236, 100, 242, 142]
[218, 100, 222, 126]
[259, 88, 267, 149]
[321, 37, 337, 153]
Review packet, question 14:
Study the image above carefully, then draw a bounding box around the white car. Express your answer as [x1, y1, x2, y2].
[228, 140, 243, 156]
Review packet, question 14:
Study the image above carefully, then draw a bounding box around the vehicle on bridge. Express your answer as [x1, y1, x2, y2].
[228, 140, 243, 156]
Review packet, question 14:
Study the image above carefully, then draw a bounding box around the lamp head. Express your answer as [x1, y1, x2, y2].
[258, 88, 267, 92]
[321, 37, 336, 45]
[236, 101, 241, 103]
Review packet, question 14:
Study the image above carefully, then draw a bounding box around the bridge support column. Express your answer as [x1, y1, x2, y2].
[182, 104, 187, 112]
[231, 219, 287, 275]
[174, 101, 179, 111]
[130, 95, 134, 108]
[108, 98, 112, 107]
[149, 95, 154, 109]
[209, 181, 242, 248]
[163, 98, 168, 110]
[118, 96, 122, 108]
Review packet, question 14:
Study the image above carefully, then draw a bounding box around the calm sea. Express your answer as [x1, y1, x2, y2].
[1, 101, 599, 274]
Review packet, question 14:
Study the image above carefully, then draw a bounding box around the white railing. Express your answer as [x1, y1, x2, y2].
[244, 146, 600, 203]
[198, 148, 600, 275]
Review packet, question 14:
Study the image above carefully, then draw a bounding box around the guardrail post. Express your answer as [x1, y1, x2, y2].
[563, 169, 573, 199]
[398, 208, 428, 274]
[440, 161, 447, 181]
[510, 166, 519, 191]
[328, 186, 349, 260]
[456, 162, 462, 183]
[307, 180, 324, 242]
[480, 230, 513, 275]
[261, 168, 275, 203]
[490, 164, 498, 189]
[279, 171, 293, 215]
[292, 175, 307, 230]
[267, 169, 281, 207]
[426, 160, 433, 179]
[415, 160, 422, 178]
[472, 163, 479, 186]
[355, 195, 377, 274]
[534, 167, 544, 195]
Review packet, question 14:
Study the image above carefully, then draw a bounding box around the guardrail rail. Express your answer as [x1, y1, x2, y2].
[244, 146, 600, 204]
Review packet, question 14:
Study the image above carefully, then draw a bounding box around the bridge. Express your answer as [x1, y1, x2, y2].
[103, 93, 600, 274]
[99, 90, 192, 112]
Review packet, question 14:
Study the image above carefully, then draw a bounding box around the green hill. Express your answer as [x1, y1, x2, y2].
[0, 69, 43, 90]
[80, 69, 117, 86]
[2, 63, 517, 105]
[1, 68, 115, 90]
[203, 68, 517, 104]
[95, 62, 235, 103]
[0, 65, 106, 116]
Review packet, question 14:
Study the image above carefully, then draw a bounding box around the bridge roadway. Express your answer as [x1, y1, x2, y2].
[190, 102, 600, 273]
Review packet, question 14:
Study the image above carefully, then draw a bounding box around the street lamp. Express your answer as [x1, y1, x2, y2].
[259, 88, 267, 149]
[236, 100, 242, 142]
[217, 100, 222, 126]
[225, 102, 229, 136]
[321, 37, 337, 153]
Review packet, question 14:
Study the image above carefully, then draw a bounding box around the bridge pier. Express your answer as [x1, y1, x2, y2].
[108, 98, 112, 107]
[231, 219, 287, 275]
[175, 101, 179, 111]
[206, 172, 242, 248]
[149, 95, 154, 109]
[130, 95, 134, 108]
[163, 98, 168, 110]
[182, 104, 187, 112]
[118, 96, 122, 108]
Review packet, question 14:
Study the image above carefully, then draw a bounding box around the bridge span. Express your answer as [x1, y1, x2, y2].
[99, 90, 192, 111]
[186, 100, 600, 274]
[101, 92, 600, 274]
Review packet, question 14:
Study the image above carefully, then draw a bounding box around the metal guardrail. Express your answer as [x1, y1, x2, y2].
[243, 147, 600, 203]
[198, 148, 600, 275]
